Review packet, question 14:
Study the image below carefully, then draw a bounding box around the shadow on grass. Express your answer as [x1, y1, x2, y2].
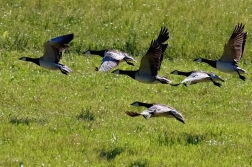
[157, 132, 207, 146]
[9, 117, 47, 125]
[77, 108, 94, 121]
[100, 147, 124, 161]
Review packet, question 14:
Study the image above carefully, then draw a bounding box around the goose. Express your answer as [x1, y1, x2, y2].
[125, 101, 185, 124]
[170, 70, 225, 87]
[111, 27, 170, 84]
[19, 34, 74, 75]
[194, 23, 247, 80]
[83, 49, 136, 71]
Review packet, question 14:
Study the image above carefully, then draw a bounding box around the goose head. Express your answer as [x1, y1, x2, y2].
[170, 70, 179, 75]
[170, 110, 185, 124]
[194, 57, 202, 62]
[130, 101, 141, 106]
[83, 50, 91, 55]
[111, 69, 120, 74]
[19, 57, 27, 61]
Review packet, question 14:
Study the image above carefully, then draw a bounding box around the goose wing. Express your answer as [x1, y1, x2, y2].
[138, 40, 162, 75]
[97, 50, 125, 71]
[106, 50, 126, 60]
[182, 71, 209, 82]
[42, 34, 74, 63]
[98, 56, 119, 71]
[147, 104, 176, 118]
[149, 104, 173, 113]
[220, 23, 246, 63]
[156, 27, 169, 70]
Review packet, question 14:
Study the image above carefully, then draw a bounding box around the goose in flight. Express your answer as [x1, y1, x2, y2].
[112, 27, 170, 84]
[83, 49, 136, 71]
[19, 34, 74, 75]
[125, 101, 185, 124]
[194, 23, 247, 80]
[170, 70, 225, 87]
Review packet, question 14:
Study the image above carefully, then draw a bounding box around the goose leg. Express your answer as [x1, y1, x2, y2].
[236, 70, 246, 81]
[210, 78, 221, 87]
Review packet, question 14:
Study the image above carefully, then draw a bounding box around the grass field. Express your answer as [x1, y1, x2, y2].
[0, 0, 252, 166]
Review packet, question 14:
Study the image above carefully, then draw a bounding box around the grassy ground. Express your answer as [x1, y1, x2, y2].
[0, 0, 252, 166]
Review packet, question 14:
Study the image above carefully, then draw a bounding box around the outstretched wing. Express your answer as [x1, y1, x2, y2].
[138, 40, 162, 75]
[98, 56, 119, 72]
[181, 71, 209, 83]
[220, 23, 246, 63]
[97, 50, 126, 71]
[42, 34, 74, 63]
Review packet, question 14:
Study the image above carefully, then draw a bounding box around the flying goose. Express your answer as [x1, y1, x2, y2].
[170, 70, 225, 87]
[111, 27, 170, 84]
[194, 23, 247, 80]
[19, 34, 74, 75]
[125, 101, 185, 124]
[83, 49, 136, 71]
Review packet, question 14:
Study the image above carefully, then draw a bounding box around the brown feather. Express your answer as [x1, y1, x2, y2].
[220, 23, 247, 62]
[138, 40, 162, 75]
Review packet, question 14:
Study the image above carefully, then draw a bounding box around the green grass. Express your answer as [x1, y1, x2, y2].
[0, 0, 252, 166]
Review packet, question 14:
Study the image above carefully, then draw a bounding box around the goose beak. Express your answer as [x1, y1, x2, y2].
[193, 57, 202, 62]
[19, 57, 26, 61]
[83, 50, 90, 54]
[111, 69, 120, 74]
[170, 70, 178, 74]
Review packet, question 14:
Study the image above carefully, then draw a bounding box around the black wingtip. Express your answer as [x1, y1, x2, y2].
[50, 33, 74, 44]
[156, 27, 169, 45]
